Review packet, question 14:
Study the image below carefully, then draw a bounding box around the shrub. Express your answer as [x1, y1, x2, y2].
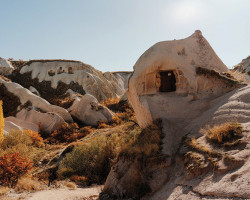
[58, 122, 142, 185]
[0, 101, 4, 145]
[119, 121, 162, 159]
[0, 153, 33, 187]
[103, 98, 132, 113]
[187, 137, 220, 157]
[97, 122, 111, 129]
[70, 175, 88, 186]
[49, 123, 93, 143]
[0, 130, 44, 164]
[58, 136, 114, 184]
[0, 186, 10, 196]
[15, 176, 42, 192]
[23, 130, 44, 148]
[202, 122, 243, 145]
[1, 130, 32, 150]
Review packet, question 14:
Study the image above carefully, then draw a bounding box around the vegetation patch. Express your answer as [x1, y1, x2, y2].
[102, 120, 164, 199]
[58, 122, 141, 185]
[102, 97, 131, 113]
[0, 153, 33, 187]
[48, 123, 93, 143]
[182, 122, 244, 179]
[201, 122, 243, 147]
[118, 120, 163, 159]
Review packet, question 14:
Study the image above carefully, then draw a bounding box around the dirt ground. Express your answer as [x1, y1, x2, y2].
[1, 185, 102, 200]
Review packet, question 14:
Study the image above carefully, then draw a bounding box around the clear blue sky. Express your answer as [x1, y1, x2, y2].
[0, 0, 249, 72]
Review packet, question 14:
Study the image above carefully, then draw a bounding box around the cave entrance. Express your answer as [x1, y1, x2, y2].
[159, 71, 176, 92]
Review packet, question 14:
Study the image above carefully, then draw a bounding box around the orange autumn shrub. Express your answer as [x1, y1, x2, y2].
[97, 122, 111, 129]
[0, 153, 33, 187]
[23, 130, 44, 147]
[102, 98, 131, 113]
[49, 123, 93, 143]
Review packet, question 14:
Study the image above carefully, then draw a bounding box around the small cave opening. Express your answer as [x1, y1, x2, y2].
[159, 71, 176, 92]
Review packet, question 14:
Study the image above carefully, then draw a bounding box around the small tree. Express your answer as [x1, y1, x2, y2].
[0, 100, 4, 145]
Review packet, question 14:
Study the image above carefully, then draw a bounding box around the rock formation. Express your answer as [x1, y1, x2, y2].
[68, 93, 114, 126]
[0, 57, 14, 75]
[104, 31, 250, 199]
[232, 55, 250, 83]
[0, 60, 131, 133]
[127, 30, 237, 129]
[9, 59, 131, 102]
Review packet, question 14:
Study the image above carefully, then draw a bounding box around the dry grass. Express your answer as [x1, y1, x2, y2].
[97, 122, 111, 129]
[60, 180, 77, 190]
[183, 122, 244, 177]
[184, 137, 221, 175]
[184, 151, 204, 172]
[70, 175, 88, 186]
[58, 122, 142, 185]
[15, 176, 42, 193]
[118, 121, 162, 159]
[0, 186, 10, 196]
[0, 130, 45, 164]
[187, 138, 221, 157]
[201, 122, 243, 145]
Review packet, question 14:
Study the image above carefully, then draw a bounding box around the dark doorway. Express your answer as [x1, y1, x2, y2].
[159, 71, 176, 92]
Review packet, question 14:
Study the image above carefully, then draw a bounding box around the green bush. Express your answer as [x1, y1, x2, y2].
[58, 136, 114, 184]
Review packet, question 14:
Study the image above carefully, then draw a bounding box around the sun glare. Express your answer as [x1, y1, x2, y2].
[168, 1, 203, 23]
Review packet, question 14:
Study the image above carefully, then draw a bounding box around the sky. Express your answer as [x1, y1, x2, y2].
[0, 0, 249, 72]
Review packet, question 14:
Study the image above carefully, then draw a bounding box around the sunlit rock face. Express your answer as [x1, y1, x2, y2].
[127, 30, 236, 128]
[68, 93, 114, 126]
[0, 57, 14, 75]
[10, 59, 129, 102]
[232, 56, 250, 83]
[0, 77, 73, 123]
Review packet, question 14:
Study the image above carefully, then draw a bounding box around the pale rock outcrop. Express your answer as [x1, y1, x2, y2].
[0, 78, 72, 122]
[0, 57, 14, 75]
[4, 116, 39, 135]
[232, 55, 250, 83]
[4, 121, 23, 136]
[128, 30, 236, 129]
[29, 86, 40, 96]
[68, 94, 114, 126]
[16, 109, 65, 133]
[16, 60, 126, 101]
[112, 71, 132, 91]
[103, 71, 132, 97]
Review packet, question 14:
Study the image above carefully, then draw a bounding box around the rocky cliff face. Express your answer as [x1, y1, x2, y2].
[0, 59, 132, 134]
[232, 56, 250, 83]
[9, 60, 131, 102]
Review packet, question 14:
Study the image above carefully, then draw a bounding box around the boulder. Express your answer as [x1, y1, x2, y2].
[16, 109, 65, 133]
[29, 86, 40, 96]
[0, 57, 14, 75]
[4, 121, 23, 135]
[68, 94, 114, 126]
[0, 78, 73, 122]
[4, 116, 39, 134]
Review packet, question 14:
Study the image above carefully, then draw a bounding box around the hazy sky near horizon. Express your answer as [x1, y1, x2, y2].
[0, 0, 249, 72]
